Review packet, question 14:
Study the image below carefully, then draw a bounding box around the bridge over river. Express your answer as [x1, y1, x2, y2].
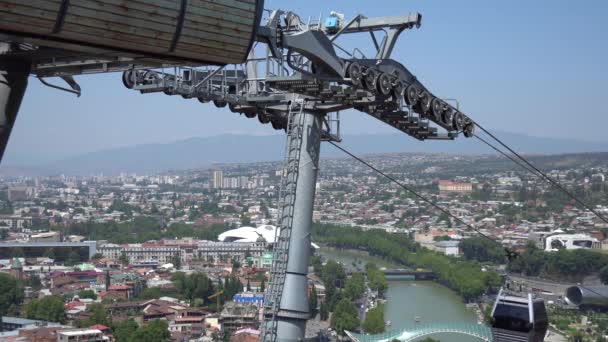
[344, 267, 434, 280]
[381, 268, 434, 280]
[346, 321, 492, 342]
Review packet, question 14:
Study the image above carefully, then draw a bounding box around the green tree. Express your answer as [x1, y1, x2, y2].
[313, 224, 502, 301]
[91, 253, 104, 260]
[460, 236, 505, 264]
[310, 255, 322, 274]
[231, 259, 241, 270]
[363, 304, 385, 334]
[26, 274, 42, 291]
[366, 263, 388, 297]
[77, 303, 109, 327]
[260, 279, 265, 293]
[77, 289, 97, 300]
[0, 273, 23, 318]
[309, 286, 318, 318]
[241, 215, 251, 226]
[322, 260, 346, 288]
[113, 318, 139, 342]
[171, 272, 216, 306]
[129, 319, 170, 342]
[319, 301, 329, 321]
[330, 298, 359, 335]
[24, 296, 66, 323]
[344, 273, 365, 300]
[171, 254, 181, 270]
[119, 252, 129, 266]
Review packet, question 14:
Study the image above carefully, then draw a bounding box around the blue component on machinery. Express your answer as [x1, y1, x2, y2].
[325, 17, 339, 30]
[233, 293, 265, 307]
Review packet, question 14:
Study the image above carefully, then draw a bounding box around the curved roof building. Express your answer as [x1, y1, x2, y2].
[218, 225, 277, 243]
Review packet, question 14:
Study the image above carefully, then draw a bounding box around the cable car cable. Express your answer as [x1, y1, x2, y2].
[474, 134, 541, 177]
[471, 120, 608, 225]
[328, 141, 518, 261]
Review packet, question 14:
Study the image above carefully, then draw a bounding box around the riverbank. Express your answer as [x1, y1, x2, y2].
[319, 247, 485, 341]
[313, 224, 502, 302]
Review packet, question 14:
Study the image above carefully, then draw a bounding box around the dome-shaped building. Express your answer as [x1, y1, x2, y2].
[218, 225, 278, 244]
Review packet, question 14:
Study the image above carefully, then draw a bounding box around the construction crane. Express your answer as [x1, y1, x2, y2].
[208, 290, 224, 312]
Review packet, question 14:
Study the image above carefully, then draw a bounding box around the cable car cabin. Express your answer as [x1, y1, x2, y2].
[0, 0, 264, 66]
[490, 291, 548, 342]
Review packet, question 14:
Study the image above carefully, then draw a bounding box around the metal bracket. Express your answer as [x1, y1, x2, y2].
[38, 76, 81, 97]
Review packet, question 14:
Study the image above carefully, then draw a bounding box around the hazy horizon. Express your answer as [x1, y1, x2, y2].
[3, 0, 608, 167]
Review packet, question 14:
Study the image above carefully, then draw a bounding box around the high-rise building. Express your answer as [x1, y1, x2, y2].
[212, 170, 223, 189]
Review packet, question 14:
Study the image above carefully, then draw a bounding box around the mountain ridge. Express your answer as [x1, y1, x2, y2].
[1, 130, 606, 175]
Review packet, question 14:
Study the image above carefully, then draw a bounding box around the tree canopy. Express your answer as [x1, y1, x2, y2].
[24, 296, 66, 323]
[508, 242, 608, 281]
[128, 319, 170, 342]
[0, 273, 23, 317]
[313, 223, 501, 301]
[330, 298, 359, 335]
[460, 236, 506, 264]
[363, 304, 385, 334]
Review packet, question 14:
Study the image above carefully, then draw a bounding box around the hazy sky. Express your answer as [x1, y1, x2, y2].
[4, 0, 608, 164]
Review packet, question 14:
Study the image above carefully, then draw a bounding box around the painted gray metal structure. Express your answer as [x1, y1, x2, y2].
[490, 289, 548, 342]
[0, 43, 30, 163]
[264, 106, 323, 339]
[0, 7, 481, 342]
[566, 285, 608, 307]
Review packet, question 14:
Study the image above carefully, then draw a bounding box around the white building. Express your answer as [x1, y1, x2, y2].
[545, 234, 600, 251]
[434, 241, 460, 256]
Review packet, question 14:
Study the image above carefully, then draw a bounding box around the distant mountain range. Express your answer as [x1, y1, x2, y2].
[1, 130, 606, 175]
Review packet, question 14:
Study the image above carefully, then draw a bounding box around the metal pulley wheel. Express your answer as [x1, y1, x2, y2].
[463, 118, 475, 137]
[258, 112, 271, 124]
[405, 84, 419, 106]
[197, 97, 210, 103]
[453, 111, 465, 131]
[347, 62, 363, 88]
[271, 118, 284, 130]
[377, 73, 393, 96]
[244, 111, 256, 119]
[441, 107, 454, 126]
[392, 81, 404, 100]
[213, 100, 227, 108]
[419, 91, 432, 113]
[122, 70, 135, 89]
[431, 98, 444, 121]
[142, 71, 159, 85]
[229, 103, 238, 113]
[364, 68, 378, 93]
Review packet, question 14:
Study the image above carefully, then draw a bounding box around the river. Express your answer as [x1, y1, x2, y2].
[319, 247, 481, 342]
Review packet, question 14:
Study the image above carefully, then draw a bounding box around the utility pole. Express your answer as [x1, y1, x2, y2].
[0, 43, 30, 162]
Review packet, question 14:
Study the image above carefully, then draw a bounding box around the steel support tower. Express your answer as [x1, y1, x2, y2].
[0, 7, 483, 342]
[264, 100, 323, 340]
[0, 43, 30, 162]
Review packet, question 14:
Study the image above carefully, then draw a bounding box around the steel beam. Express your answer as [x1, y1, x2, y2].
[274, 110, 323, 340]
[0, 43, 30, 164]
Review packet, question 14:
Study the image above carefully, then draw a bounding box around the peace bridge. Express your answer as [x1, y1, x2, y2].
[346, 321, 492, 342]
